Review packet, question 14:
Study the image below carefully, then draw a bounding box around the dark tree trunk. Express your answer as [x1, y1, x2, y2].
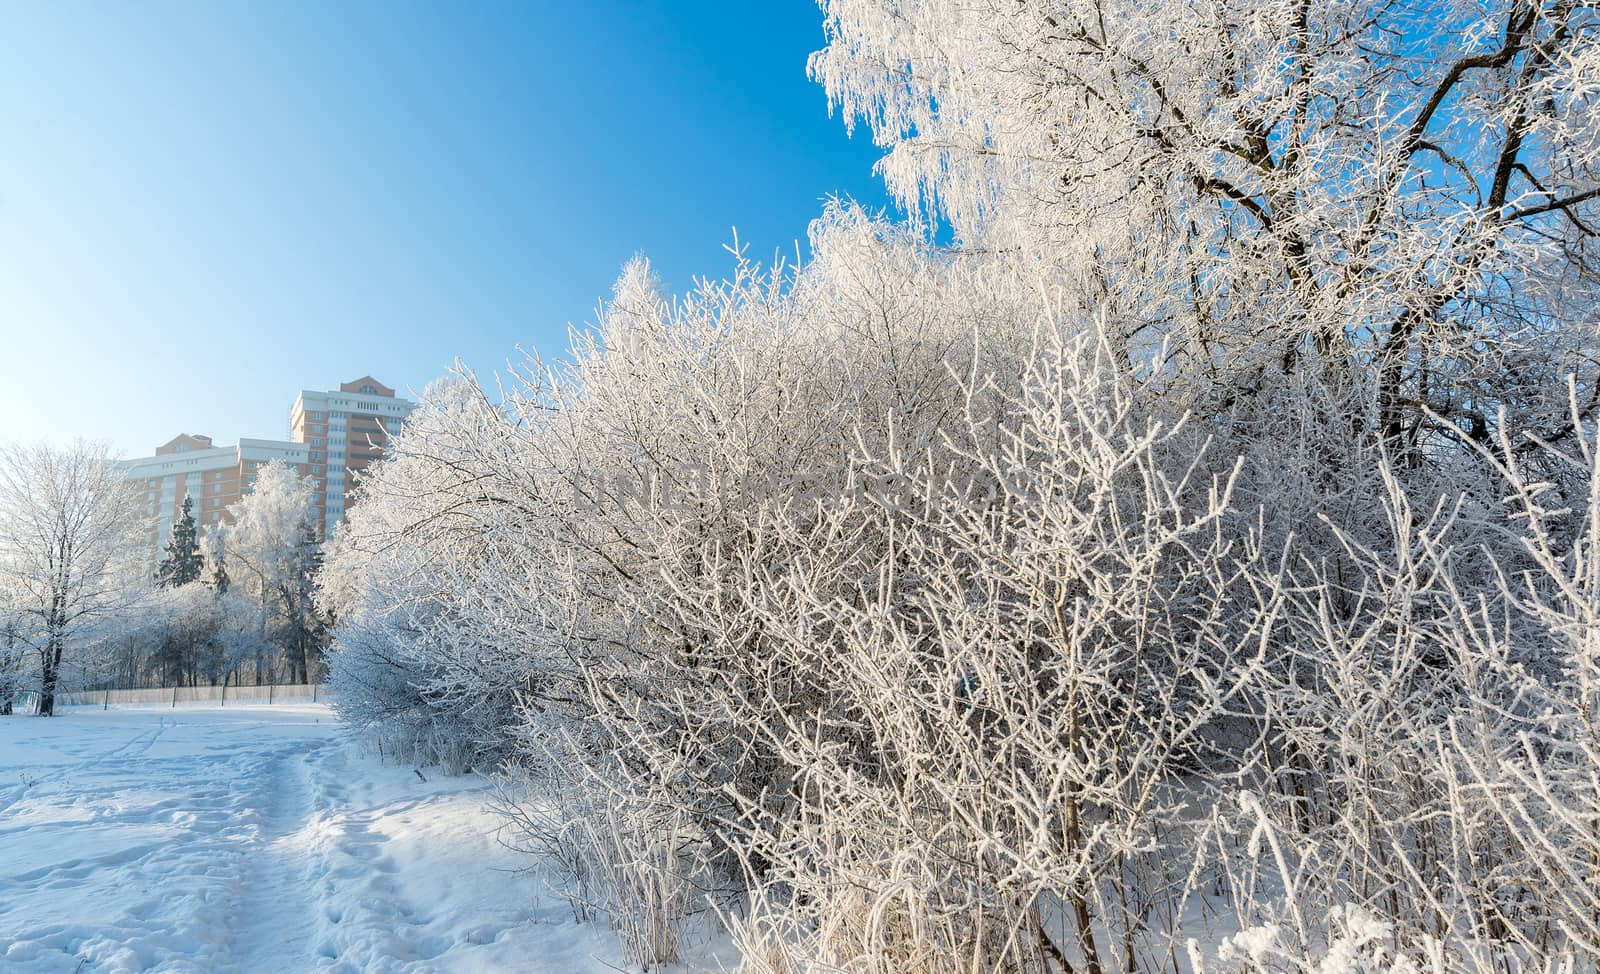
[40, 628, 64, 717]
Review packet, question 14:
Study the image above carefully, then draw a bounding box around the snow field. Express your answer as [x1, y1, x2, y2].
[0, 705, 629, 973]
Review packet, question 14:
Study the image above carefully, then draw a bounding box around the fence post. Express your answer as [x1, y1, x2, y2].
[103, 688, 109, 711]
[269, 683, 274, 705]
[221, 681, 226, 707]
[172, 685, 178, 709]
[313, 683, 317, 703]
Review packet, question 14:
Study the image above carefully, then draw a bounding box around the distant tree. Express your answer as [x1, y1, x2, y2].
[0, 442, 144, 715]
[218, 461, 327, 684]
[0, 592, 27, 715]
[147, 584, 219, 687]
[155, 497, 204, 588]
[275, 518, 327, 685]
[202, 525, 231, 595]
[149, 500, 216, 685]
[212, 589, 269, 686]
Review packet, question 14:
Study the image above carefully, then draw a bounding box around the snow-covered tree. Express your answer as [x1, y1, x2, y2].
[0, 441, 145, 715]
[0, 584, 31, 714]
[215, 460, 327, 684]
[202, 524, 230, 594]
[811, 0, 1600, 454]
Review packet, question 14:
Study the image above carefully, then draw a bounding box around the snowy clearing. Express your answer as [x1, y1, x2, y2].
[0, 705, 629, 973]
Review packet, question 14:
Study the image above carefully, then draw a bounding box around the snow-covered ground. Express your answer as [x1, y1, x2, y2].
[0, 705, 629, 973]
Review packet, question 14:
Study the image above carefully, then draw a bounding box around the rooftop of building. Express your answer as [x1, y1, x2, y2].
[154, 433, 214, 456]
[338, 375, 395, 398]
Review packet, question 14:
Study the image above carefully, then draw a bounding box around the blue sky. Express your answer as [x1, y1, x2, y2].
[0, 2, 893, 455]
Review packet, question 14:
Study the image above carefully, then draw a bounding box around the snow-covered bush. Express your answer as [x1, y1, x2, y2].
[324, 212, 1600, 970]
[1192, 415, 1600, 972]
[320, 378, 543, 773]
[321, 0, 1600, 967]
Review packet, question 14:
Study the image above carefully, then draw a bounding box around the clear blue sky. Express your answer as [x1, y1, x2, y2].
[0, 2, 893, 456]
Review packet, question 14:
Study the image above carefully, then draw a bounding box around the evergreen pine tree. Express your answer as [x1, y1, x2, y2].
[283, 518, 327, 685]
[209, 556, 230, 595]
[154, 497, 204, 588]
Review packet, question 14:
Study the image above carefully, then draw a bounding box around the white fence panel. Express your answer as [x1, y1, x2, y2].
[52, 684, 334, 710]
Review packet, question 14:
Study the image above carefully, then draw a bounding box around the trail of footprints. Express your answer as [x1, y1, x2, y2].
[3, 719, 538, 973]
[297, 748, 455, 969]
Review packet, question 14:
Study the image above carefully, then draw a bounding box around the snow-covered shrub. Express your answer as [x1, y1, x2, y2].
[678, 321, 1278, 974]
[321, 377, 555, 773]
[319, 0, 1600, 962]
[1198, 905, 1412, 974]
[1195, 415, 1600, 972]
[494, 765, 601, 924]
[323, 206, 1600, 970]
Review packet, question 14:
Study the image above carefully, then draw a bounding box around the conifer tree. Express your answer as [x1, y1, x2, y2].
[209, 557, 230, 595]
[281, 517, 327, 685]
[155, 497, 203, 589]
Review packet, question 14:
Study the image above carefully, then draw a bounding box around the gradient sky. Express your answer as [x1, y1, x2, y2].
[0, 2, 893, 456]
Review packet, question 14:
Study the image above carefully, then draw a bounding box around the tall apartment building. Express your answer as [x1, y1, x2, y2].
[121, 434, 310, 565]
[288, 376, 413, 540]
[122, 375, 415, 568]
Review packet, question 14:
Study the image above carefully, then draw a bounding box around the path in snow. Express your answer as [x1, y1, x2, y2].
[230, 740, 324, 972]
[0, 705, 628, 973]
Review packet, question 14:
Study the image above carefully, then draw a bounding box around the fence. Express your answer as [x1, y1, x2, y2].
[54, 683, 335, 710]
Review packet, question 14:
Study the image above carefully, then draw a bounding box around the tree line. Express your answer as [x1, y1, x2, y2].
[0, 451, 329, 716]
